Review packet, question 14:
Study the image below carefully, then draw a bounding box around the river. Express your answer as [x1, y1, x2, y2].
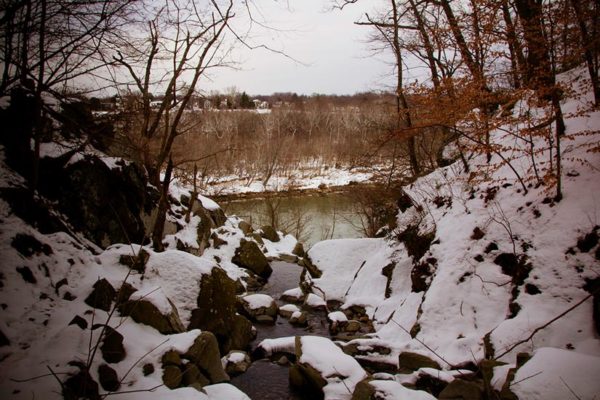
[219, 191, 365, 248]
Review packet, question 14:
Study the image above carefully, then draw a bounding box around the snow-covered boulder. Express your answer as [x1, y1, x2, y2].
[290, 336, 368, 400]
[232, 238, 272, 278]
[238, 293, 278, 323]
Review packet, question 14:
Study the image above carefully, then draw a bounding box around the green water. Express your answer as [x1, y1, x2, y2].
[220, 192, 365, 248]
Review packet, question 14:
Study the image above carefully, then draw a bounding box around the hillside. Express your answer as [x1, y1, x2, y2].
[0, 67, 599, 400]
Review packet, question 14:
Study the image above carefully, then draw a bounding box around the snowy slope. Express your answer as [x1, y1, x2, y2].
[303, 67, 600, 396]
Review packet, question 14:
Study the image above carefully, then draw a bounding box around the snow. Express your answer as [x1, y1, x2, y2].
[511, 348, 600, 400]
[257, 336, 297, 355]
[222, 351, 248, 366]
[204, 383, 252, 400]
[369, 380, 436, 400]
[328, 311, 348, 323]
[280, 304, 301, 313]
[305, 293, 327, 308]
[241, 293, 275, 309]
[299, 336, 368, 400]
[281, 287, 304, 300]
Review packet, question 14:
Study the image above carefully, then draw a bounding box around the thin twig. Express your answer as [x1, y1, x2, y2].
[494, 291, 595, 360]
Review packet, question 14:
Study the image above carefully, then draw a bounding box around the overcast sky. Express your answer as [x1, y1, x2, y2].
[201, 0, 396, 96]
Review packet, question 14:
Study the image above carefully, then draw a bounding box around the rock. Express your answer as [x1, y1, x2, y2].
[250, 233, 265, 245]
[238, 220, 253, 235]
[256, 315, 275, 324]
[278, 253, 299, 263]
[239, 294, 278, 321]
[115, 282, 137, 305]
[69, 315, 88, 330]
[98, 364, 120, 392]
[119, 298, 184, 334]
[16, 266, 36, 284]
[301, 256, 322, 278]
[48, 156, 151, 248]
[182, 362, 210, 387]
[162, 365, 182, 389]
[183, 331, 230, 384]
[351, 379, 376, 400]
[345, 320, 361, 333]
[279, 304, 301, 319]
[494, 253, 531, 285]
[277, 356, 290, 366]
[100, 326, 126, 364]
[230, 314, 256, 351]
[292, 242, 305, 257]
[189, 267, 254, 353]
[0, 329, 10, 347]
[62, 368, 100, 400]
[471, 227, 485, 240]
[289, 311, 308, 326]
[222, 351, 251, 375]
[438, 379, 483, 400]
[143, 363, 155, 376]
[118, 249, 149, 272]
[162, 350, 182, 366]
[260, 225, 280, 242]
[398, 352, 441, 372]
[210, 232, 227, 249]
[232, 239, 272, 278]
[11, 233, 53, 257]
[84, 278, 116, 312]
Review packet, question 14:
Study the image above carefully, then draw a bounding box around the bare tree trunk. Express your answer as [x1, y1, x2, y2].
[571, 0, 600, 105]
[502, 0, 526, 88]
[152, 156, 173, 252]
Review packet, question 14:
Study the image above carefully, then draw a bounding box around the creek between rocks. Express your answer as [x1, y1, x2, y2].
[231, 260, 329, 399]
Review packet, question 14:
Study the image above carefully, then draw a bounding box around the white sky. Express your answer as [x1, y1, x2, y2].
[201, 0, 396, 96]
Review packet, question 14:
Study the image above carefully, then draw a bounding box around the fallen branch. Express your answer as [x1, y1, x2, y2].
[494, 291, 595, 360]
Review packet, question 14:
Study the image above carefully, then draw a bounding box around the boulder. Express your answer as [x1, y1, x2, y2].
[292, 242, 305, 257]
[278, 253, 299, 263]
[232, 239, 272, 278]
[162, 365, 182, 389]
[260, 225, 280, 242]
[119, 298, 184, 335]
[239, 294, 278, 321]
[238, 220, 253, 235]
[182, 362, 210, 387]
[98, 364, 120, 392]
[351, 379, 377, 400]
[118, 249, 149, 273]
[289, 311, 308, 326]
[438, 379, 483, 400]
[183, 331, 230, 384]
[279, 304, 301, 319]
[398, 352, 441, 372]
[221, 351, 251, 376]
[100, 326, 126, 364]
[84, 279, 116, 312]
[301, 256, 322, 279]
[188, 267, 254, 353]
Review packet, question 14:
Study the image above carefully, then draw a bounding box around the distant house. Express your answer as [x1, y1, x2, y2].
[150, 100, 162, 109]
[253, 99, 269, 109]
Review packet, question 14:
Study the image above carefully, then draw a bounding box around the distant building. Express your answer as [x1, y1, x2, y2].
[253, 99, 269, 109]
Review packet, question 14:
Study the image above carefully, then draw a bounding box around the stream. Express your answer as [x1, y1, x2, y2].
[230, 261, 329, 399]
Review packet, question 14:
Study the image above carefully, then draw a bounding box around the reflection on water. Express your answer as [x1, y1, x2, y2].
[230, 261, 329, 399]
[220, 192, 364, 247]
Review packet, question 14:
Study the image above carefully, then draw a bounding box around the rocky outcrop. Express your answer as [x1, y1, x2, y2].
[232, 239, 272, 278]
[40, 155, 153, 247]
[188, 267, 254, 353]
[84, 278, 116, 312]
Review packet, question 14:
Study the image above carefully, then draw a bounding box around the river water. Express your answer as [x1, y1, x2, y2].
[219, 191, 365, 248]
